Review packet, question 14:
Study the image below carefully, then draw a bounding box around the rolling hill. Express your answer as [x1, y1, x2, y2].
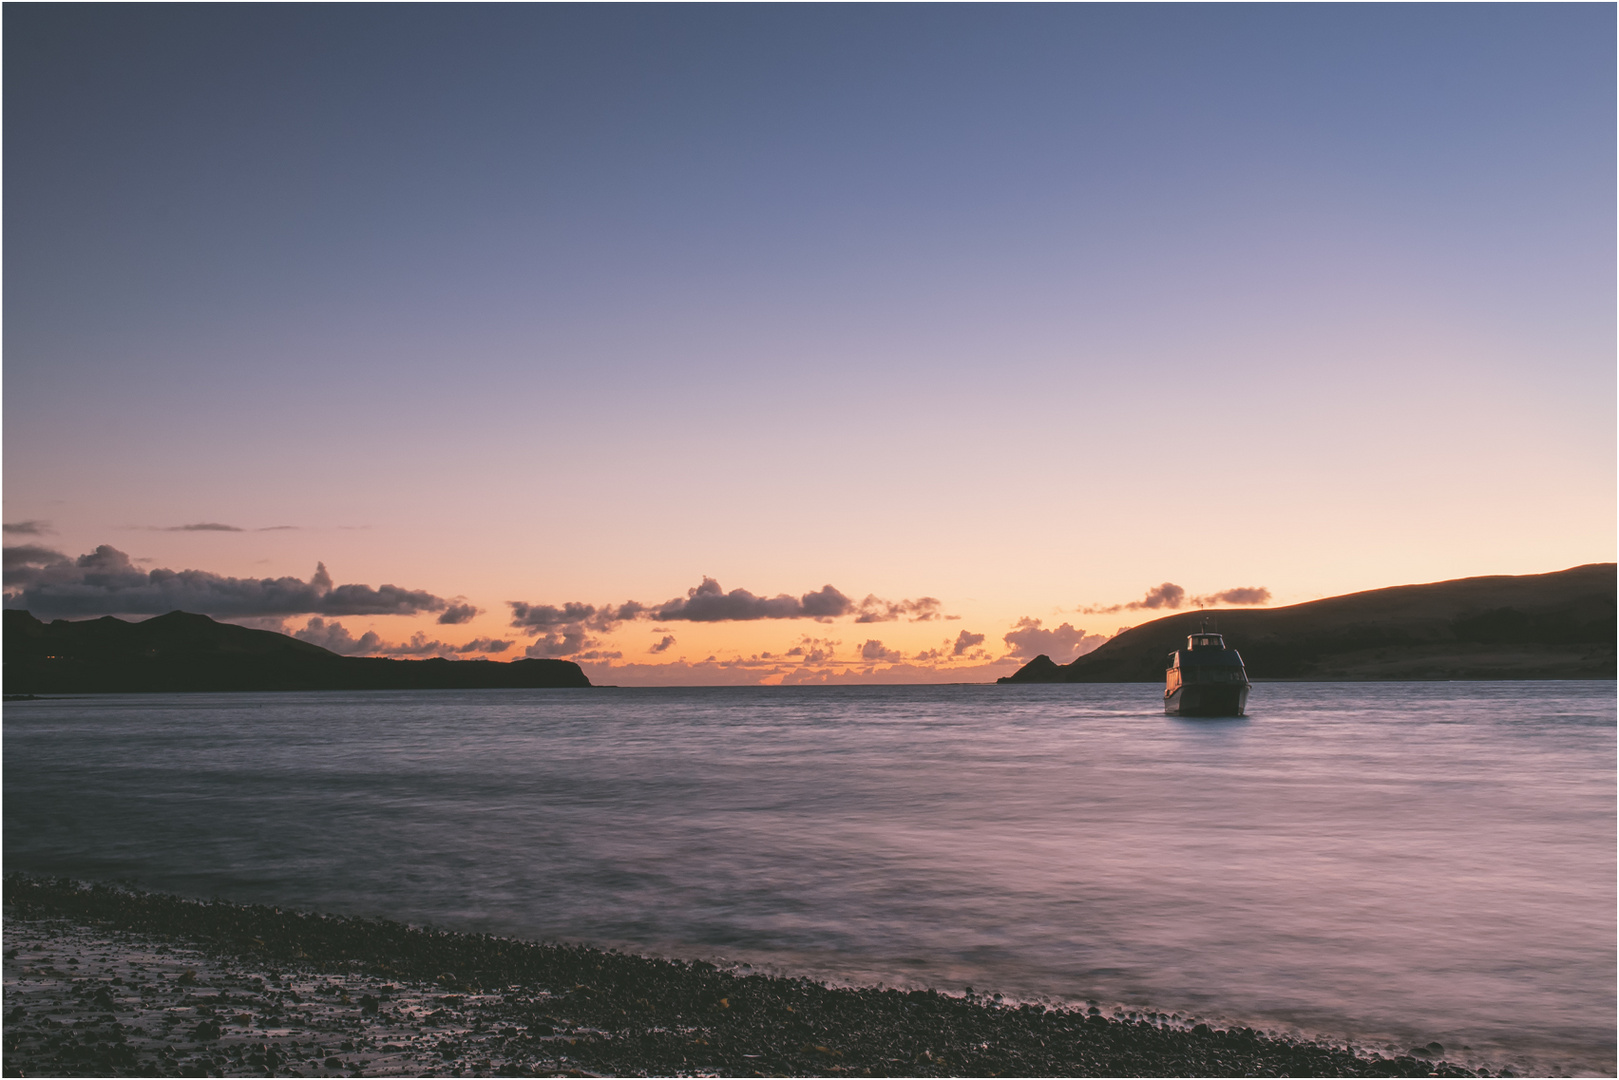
[3, 609, 591, 693]
[999, 564, 1615, 683]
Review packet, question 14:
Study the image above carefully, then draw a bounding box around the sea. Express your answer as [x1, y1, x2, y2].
[4, 682, 1613, 1075]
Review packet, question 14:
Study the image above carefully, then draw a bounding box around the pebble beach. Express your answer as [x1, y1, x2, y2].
[2, 877, 1492, 1078]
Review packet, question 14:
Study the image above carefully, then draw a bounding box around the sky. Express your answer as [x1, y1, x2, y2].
[5, 5, 1614, 684]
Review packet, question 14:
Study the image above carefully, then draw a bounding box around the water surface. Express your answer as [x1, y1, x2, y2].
[5, 682, 1613, 1074]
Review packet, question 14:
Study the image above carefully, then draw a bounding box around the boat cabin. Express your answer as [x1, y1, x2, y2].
[1167, 632, 1248, 685]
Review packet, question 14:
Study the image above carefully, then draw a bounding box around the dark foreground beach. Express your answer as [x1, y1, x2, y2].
[0, 878, 1489, 1078]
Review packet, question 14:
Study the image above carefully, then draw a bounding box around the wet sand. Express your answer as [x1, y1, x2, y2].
[3, 877, 1487, 1077]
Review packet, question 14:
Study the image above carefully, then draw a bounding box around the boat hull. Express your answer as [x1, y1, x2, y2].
[1165, 683, 1248, 717]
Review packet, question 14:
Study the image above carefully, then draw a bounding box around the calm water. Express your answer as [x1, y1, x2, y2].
[4, 683, 1613, 1074]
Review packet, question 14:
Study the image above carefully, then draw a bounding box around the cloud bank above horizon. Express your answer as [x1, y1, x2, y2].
[507, 576, 948, 659]
[2, 543, 1283, 674]
[2, 544, 446, 620]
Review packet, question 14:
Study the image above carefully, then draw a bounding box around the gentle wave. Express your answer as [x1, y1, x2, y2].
[4, 682, 1613, 1074]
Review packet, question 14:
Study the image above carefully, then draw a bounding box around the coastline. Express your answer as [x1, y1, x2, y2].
[3, 877, 1487, 1078]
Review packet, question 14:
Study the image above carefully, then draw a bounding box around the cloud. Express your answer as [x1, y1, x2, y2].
[294, 617, 384, 656]
[785, 635, 841, 663]
[1080, 582, 1186, 614]
[455, 638, 512, 654]
[388, 632, 453, 657]
[502, 578, 954, 658]
[294, 619, 516, 659]
[509, 601, 602, 630]
[4, 545, 70, 576]
[604, 601, 647, 623]
[525, 629, 592, 658]
[1134, 582, 1185, 609]
[1003, 617, 1111, 661]
[3, 544, 447, 620]
[1192, 586, 1272, 606]
[859, 639, 903, 663]
[1082, 582, 1272, 612]
[160, 523, 244, 532]
[649, 634, 676, 654]
[3, 521, 51, 536]
[951, 629, 986, 656]
[504, 579, 859, 658]
[853, 595, 943, 623]
[437, 602, 479, 625]
[650, 577, 853, 622]
[296, 618, 492, 659]
[256, 525, 299, 531]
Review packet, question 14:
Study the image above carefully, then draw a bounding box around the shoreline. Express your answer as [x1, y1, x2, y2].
[2, 877, 1489, 1078]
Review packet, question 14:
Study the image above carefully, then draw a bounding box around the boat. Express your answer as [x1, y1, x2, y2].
[1165, 624, 1250, 717]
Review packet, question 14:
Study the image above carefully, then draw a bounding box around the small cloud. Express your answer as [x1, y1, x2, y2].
[388, 632, 452, 657]
[294, 617, 384, 656]
[649, 634, 676, 654]
[525, 628, 592, 658]
[1134, 582, 1184, 610]
[509, 601, 600, 631]
[786, 635, 841, 663]
[256, 525, 299, 532]
[437, 602, 479, 625]
[456, 638, 513, 654]
[1192, 586, 1271, 606]
[300, 620, 512, 659]
[853, 595, 943, 623]
[859, 639, 903, 663]
[1080, 582, 1187, 614]
[162, 523, 245, 532]
[3, 520, 51, 536]
[1003, 617, 1110, 662]
[651, 577, 854, 622]
[951, 629, 986, 656]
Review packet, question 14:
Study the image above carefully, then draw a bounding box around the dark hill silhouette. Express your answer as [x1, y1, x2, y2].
[3, 609, 591, 693]
[999, 564, 1615, 684]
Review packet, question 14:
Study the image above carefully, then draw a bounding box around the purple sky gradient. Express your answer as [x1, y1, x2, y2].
[5, 6, 1613, 680]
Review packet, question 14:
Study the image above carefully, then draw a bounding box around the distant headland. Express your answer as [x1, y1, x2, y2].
[1000, 564, 1616, 684]
[3, 609, 591, 693]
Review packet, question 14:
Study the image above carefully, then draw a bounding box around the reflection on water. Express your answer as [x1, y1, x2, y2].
[4, 682, 1613, 1074]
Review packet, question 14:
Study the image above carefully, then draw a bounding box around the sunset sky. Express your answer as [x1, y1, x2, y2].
[5, 5, 1613, 684]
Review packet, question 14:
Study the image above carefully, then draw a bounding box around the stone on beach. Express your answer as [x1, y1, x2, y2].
[3, 875, 1491, 1078]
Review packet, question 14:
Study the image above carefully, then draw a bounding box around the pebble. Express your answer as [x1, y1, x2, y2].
[5, 875, 1491, 1077]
